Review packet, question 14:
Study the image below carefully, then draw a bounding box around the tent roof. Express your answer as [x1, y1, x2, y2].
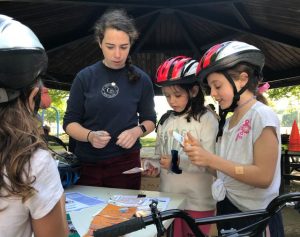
[1, 0, 300, 93]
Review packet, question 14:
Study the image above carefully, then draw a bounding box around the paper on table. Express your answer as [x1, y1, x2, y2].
[83, 204, 137, 237]
[65, 192, 105, 212]
[122, 167, 144, 174]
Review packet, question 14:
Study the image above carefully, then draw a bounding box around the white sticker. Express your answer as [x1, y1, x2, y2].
[173, 131, 184, 146]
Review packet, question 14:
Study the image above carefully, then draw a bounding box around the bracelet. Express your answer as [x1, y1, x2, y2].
[87, 130, 92, 142]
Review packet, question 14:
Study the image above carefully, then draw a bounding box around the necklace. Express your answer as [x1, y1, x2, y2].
[236, 96, 256, 110]
[229, 96, 256, 129]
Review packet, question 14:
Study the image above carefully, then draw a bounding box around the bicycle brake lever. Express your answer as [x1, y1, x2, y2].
[150, 200, 166, 237]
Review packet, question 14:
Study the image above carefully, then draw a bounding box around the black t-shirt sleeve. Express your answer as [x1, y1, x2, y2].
[63, 73, 85, 131]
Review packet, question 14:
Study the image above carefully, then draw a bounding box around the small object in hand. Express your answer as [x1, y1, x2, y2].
[171, 149, 182, 174]
[122, 167, 144, 174]
[95, 131, 106, 136]
[173, 131, 185, 146]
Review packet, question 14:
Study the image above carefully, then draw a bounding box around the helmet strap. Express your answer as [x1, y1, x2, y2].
[216, 71, 248, 141]
[216, 109, 228, 141]
[223, 71, 248, 112]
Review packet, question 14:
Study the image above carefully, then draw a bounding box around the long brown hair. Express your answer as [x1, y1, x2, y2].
[0, 83, 47, 202]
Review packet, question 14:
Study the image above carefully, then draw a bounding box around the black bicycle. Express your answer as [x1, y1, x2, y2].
[93, 192, 300, 237]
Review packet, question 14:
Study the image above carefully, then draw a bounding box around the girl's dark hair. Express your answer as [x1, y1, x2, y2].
[226, 63, 268, 104]
[94, 9, 140, 82]
[157, 83, 207, 130]
[180, 82, 207, 122]
[0, 82, 47, 203]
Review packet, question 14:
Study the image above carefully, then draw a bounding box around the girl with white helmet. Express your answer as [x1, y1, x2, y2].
[146, 56, 218, 236]
[0, 15, 68, 237]
[184, 41, 283, 236]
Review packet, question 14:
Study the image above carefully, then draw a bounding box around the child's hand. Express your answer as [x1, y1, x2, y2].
[159, 154, 172, 170]
[183, 132, 210, 167]
[183, 132, 200, 147]
[142, 162, 159, 177]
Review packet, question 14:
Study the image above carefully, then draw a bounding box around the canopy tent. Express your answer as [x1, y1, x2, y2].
[1, 0, 299, 94]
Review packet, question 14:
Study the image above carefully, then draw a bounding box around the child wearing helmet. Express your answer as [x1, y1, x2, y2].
[0, 15, 68, 237]
[184, 41, 283, 236]
[146, 56, 219, 236]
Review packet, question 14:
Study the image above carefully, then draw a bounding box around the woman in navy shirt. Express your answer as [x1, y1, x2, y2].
[63, 9, 156, 190]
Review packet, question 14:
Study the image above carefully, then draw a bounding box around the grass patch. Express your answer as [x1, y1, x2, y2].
[140, 137, 156, 147]
[58, 133, 69, 143]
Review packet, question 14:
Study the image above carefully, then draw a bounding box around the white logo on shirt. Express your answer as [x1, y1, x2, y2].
[101, 83, 119, 98]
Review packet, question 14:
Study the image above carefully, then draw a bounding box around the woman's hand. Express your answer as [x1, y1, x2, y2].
[89, 130, 111, 148]
[116, 127, 141, 149]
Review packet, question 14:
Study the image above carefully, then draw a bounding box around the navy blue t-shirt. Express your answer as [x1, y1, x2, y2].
[63, 61, 156, 162]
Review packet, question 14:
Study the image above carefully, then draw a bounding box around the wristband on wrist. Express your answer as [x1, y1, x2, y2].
[138, 124, 147, 134]
[87, 130, 92, 142]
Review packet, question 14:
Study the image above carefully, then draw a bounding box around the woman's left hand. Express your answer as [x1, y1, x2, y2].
[116, 127, 141, 149]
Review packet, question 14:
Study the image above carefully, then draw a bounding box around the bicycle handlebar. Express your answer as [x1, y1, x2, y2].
[93, 209, 202, 237]
[93, 192, 300, 237]
[93, 217, 145, 237]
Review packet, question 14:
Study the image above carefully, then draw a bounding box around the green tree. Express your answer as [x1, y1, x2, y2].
[268, 85, 300, 100]
[267, 86, 300, 130]
[281, 111, 298, 127]
[40, 89, 69, 127]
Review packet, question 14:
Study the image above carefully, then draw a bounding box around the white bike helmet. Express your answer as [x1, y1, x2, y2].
[196, 41, 264, 84]
[0, 14, 47, 103]
[197, 41, 264, 111]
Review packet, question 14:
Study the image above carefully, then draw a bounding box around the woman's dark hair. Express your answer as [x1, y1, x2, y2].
[94, 9, 138, 44]
[125, 56, 141, 82]
[226, 63, 268, 104]
[94, 9, 140, 82]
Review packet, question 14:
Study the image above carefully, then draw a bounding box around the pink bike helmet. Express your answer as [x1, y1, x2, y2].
[155, 56, 198, 87]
